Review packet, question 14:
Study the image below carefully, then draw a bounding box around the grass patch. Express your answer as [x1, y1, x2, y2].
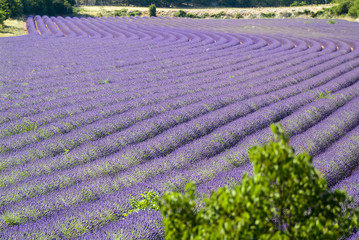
[315, 90, 333, 100]
[0, 18, 27, 37]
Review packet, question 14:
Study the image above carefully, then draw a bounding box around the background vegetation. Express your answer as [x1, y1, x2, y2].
[0, 0, 76, 25]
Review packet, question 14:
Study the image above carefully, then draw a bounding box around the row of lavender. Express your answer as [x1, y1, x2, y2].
[0, 17, 359, 239]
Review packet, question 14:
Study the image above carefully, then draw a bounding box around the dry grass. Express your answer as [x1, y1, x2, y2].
[77, 4, 333, 17]
[0, 18, 27, 37]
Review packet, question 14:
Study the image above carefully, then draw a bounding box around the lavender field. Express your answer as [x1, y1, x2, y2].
[0, 15, 359, 239]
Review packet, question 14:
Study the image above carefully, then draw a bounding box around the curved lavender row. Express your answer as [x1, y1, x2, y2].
[2, 84, 358, 236]
[25, 16, 39, 35]
[69, 17, 101, 39]
[0, 31, 264, 111]
[58, 16, 89, 38]
[0, 40, 314, 137]
[2, 67, 358, 228]
[0, 34, 320, 129]
[1, 27, 326, 93]
[0, 40, 352, 129]
[0, 102, 357, 237]
[1, 46, 355, 184]
[0, 34, 317, 130]
[333, 164, 359, 207]
[50, 17, 76, 37]
[346, 231, 359, 240]
[313, 125, 359, 186]
[289, 100, 359, 157]
[5, 80, 357, 237]
[2, 18, 356, 238]
[85, 17, 127, 39]
[78, 18, 113, 39]
[184, 90, 359, 193]
[0, 31, 346, 101]
[42, 16, 64, 37]
[0, 40, 354, 189]
[34, 15, 52, 37]
[79, 210, 164, 240]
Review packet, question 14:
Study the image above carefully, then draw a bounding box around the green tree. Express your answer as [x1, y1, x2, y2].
[0, 0, 10, 22]
[149, 3, 156, 17]
[0, 10, 6, 26]
[22, 0, 75, 15]
[160, 124, 358, 239]
[0, 0, 22, 18]
[348, 0, 359, 17]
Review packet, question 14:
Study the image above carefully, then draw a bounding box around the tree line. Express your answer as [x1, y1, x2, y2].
[76, 0, 329, 7]
[0, 0, 76, 24]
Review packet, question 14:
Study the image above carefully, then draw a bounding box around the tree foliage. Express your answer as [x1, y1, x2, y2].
[0, 0, 76, 23]
[160, 124, 358, 239]
[149, 3, 156, 17]
[330, 0, 359, 17]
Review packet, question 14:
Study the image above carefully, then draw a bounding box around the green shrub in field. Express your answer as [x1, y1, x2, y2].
[174, 10, 202, 18]
[185, 12, 201, 18]
[210, 11, 225, 19]
[149, 4, 156, 17]
[234, 12, 243, 18]
[200, 12, 209, 18]
[303, 9, 311, 15]
[279, 11, 292, 17]
[260, 12, 276, 18]
[127, 10, 142, 17]
[113, 8, 127, 17]
[174, 9, 186, 17]
[159, 124, 358, 239]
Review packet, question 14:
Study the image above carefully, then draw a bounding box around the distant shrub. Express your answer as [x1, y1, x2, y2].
[310, 10, 324, 17]
[290, 1, 306, 6]
[174, 9, 186, 17]
[260, 12, 275, 18]
[127, 10, 142, 17]
[303, 9, 311, 15]
[234, 12, 243, 18]
[149, 4, 156, 17]
[174, 10, 202, 18]
[185, 12, 201, 18]
[113, 8, 127, 17]
[201, 12, 209, 18]
[328, 19, 336, 24]
[279, 11, 292, 17]
[211, 11, 226, 19]
[96, 7, 111, 17]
